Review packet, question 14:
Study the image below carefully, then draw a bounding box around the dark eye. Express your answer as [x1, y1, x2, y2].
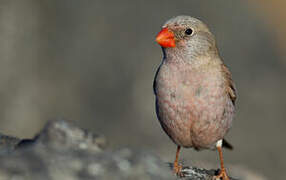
[185, 28, 193, 35]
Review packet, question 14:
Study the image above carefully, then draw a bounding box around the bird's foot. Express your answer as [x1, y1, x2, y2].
[213, 168, 230, 180]
[173, 163, 184, 177]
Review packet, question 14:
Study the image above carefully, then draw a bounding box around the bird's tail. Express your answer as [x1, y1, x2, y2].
[222, 139, 233, 150]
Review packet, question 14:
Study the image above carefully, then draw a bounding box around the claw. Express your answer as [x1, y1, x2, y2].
[214, 140, 230, 180]
[172, 146, 184, 177]
[173, 163, 183, 177]
[213, 168, 230, 180]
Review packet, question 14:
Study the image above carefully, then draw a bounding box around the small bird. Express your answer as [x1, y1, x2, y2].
[153, 16, 236, 180]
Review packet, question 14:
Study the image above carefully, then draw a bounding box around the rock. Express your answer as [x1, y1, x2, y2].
[0, 133, 20, 153]
[0, 120, 265, 180]
[32, 119, 106, 152]
[0, 120, 172, 180]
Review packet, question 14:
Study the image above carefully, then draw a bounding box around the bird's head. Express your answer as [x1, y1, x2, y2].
[156, 16, 218, 60]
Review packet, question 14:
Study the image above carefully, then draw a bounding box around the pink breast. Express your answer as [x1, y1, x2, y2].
[155, 62, 233, 149]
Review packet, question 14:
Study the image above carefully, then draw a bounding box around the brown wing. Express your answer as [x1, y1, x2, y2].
[221, 64, 237, 105]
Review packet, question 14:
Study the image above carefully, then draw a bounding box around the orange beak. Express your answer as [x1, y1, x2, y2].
[156, 28, 176, 48]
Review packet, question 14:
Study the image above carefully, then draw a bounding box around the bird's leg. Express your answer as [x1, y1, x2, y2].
[173, 145, 183, 176]
[214, 140, 230, 180]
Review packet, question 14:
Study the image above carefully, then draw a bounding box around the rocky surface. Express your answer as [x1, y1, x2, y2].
[0, 120, 266, 180]
[0, 133, 20, 153]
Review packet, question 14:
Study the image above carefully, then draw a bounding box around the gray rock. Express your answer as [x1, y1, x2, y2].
[0, 120, 173, 180]
[0, 133, 20, 153]
[0, 120, 264, 180]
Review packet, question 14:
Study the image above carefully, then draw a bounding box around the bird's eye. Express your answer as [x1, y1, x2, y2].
[185, 28, 193, 35]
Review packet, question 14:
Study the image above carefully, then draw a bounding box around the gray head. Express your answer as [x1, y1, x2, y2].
[156, 16, 218, 61]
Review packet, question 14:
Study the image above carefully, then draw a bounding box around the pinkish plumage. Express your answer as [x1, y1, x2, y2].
[154, 16, 236, 179]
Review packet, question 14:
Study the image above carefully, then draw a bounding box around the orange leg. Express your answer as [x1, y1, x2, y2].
[214, 140, 230, 180]
[173, 145, 182, 176]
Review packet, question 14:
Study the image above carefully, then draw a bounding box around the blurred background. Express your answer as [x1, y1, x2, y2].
[0, 0, 285, 179]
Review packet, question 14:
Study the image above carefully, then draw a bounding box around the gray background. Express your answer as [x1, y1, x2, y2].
[0, 0, 285, 179]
